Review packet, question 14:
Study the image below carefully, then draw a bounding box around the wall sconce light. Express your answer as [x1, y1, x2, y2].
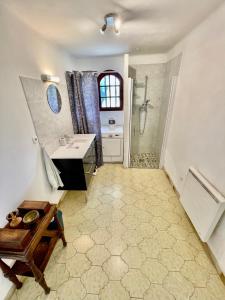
[41, 74, 60, 83]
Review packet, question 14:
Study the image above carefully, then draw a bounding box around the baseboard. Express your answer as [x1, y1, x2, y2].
[57, 191, 68, 207]
[203, 243, 223, 276]
[4, 276, 26, 300]
[163, 167, 180, 198]
[220, 274, 225, 285]
[4, 284, 15, 300]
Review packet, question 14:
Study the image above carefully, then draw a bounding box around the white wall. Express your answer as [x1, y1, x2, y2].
[164, 2, 225, 273]
[71, 55, 124, 75]
[70, 55, 125, 126]
[0, 5, 75, 299]
[129, 53, 168, 65]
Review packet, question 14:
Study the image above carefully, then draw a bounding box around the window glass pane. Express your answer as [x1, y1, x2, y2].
[111, 97, 116, 107]
[110, 75, 116, 85]
[106, 98, 111, 108]
[116, 86, 120, 97]
[99, 73, 122, 110]
[116, 97, 120, 107]
[101, 98, 107, 107]
[100, 77, 106, 86]
[105, 75, 110, 85]
[110, 86, 116, 97]
[106, 86, 111, 98]
[100, 86, 106, 97]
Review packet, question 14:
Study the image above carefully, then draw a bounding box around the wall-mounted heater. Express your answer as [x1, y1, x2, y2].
[180, 167, 225, 242]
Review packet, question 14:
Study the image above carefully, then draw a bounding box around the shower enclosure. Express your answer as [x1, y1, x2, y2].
[128, 55, 181, 169]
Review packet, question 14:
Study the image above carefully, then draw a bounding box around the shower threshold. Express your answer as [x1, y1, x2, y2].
[130, 152, 159, 169]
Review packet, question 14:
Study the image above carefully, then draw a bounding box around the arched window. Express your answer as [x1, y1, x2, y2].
[97, 71, 123, 111]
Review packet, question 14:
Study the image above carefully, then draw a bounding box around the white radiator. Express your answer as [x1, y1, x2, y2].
[180, 167, 225, 242]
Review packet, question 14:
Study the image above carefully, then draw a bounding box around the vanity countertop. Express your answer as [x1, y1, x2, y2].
[50, 134, 95, 159]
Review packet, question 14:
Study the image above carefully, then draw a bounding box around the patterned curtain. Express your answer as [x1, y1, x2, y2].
[65, 71, 103, 167]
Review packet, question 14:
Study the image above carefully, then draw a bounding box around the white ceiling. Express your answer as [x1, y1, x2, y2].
[2, 0, 224, 56]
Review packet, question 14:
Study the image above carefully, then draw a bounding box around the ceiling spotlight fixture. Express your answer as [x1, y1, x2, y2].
[100, 13, 121, 35]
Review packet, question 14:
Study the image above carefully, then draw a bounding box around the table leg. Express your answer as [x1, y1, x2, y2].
[0, 259, 22, 289]
[54, 212, 67, 247]
[27, 260, 50, 294]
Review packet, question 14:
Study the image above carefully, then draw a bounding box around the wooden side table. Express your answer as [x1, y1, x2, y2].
[0, 201, 67, 294]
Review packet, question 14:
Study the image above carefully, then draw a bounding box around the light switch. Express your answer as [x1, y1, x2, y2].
[32, 136, 39, 144]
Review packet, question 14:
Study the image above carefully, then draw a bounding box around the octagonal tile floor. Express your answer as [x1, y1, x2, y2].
[11, 164, 225, 300]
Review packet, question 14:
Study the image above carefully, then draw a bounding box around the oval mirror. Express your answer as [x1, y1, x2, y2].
[46, 84, 62, 114]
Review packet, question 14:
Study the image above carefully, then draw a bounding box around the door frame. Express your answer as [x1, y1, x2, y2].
[159, 75, 178, 168]
[123, 77, 133, 168]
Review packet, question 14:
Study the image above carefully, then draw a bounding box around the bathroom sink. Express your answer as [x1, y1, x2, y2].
[67, 138, 89, 149]
[67, 144, 80, 149]
[50, 134, 96, 159]
[72, 138, 88, 143]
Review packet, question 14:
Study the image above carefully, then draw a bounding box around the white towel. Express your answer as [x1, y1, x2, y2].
[42, 148, 64, 190]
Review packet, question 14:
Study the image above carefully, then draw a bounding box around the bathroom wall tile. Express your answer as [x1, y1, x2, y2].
[100, 111, 124, 126]
[20, 77, 73, 154]
[130, 55, 182, 166]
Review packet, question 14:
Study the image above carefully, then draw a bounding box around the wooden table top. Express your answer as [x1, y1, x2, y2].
[0, 202, 57, 261]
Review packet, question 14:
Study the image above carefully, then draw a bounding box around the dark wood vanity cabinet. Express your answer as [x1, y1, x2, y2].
[53, 139, 96, 190]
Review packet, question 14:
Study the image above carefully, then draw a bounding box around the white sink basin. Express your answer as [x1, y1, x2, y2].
[72, 139, 88, 143]
[50, 134, 96, 159]
[67, 139, 89, 149]
[67, 144, 80, 149]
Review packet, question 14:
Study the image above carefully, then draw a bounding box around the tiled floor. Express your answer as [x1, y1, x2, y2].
[11, 164, 225, 300]
[130, 153, 159, 169]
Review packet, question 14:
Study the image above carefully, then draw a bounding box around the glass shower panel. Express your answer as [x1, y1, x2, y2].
[129, 64, 166, 169]
[129, 55, 181, 169]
